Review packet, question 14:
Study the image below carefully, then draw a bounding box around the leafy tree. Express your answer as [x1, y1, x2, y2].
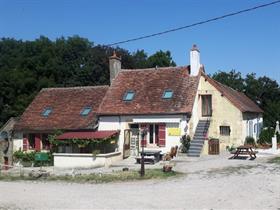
[212, 70, 280, 127]
[146, 50, 176, 68]
[0, 36, 177, 127]
[212, 69, 245, 92]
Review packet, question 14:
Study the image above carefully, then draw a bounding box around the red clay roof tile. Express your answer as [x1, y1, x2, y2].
[15, 86, 109, 132]
[98, 66, 199, 115]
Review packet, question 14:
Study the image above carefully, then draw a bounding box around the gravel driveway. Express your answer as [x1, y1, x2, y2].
[0, 154, 279, 210]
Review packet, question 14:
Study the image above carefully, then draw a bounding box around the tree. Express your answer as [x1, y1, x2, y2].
[146, 50, 176, 68]
[212, 69, 245, 92]
[212, 70, 280, 127]
[0, 37, 177, 127]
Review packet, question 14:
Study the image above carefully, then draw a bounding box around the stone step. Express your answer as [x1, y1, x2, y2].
[187, 153, 200, 157]
[189, 144, 204, 149]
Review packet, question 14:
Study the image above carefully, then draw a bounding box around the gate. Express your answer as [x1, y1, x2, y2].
[208, 139, 219, 155]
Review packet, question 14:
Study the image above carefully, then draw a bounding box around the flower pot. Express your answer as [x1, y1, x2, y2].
[163, 165, 172, 172]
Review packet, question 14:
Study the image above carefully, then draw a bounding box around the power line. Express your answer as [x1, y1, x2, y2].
[107, 0, 280, 46]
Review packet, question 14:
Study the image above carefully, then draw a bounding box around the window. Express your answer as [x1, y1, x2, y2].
[123, 91, 135, 101]
[254, 123, 257, 134]
[80, 107, 92, 116]
[42, 107, 52, 117]
[149, 124, 159, 145]
[162, 90, 173, 99]
[220, 126, 231, 136]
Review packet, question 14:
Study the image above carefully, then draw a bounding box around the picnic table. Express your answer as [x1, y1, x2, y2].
[136, 150, 162, 164]
[230, 145, 257, 159]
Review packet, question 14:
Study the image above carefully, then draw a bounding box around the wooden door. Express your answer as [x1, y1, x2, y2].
[208, 139, 219, 155]
[202, 95, 212, 116]
[123, 129, 131, 159]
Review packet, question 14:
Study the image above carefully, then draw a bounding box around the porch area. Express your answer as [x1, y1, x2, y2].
[53, 130, 121, 168]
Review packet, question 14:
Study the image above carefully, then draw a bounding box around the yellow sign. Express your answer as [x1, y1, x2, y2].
[168, 128, 181, 136]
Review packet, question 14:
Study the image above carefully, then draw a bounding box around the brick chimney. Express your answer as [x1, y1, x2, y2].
[109, 51, 121, 84]
[190, 44, 200, 76]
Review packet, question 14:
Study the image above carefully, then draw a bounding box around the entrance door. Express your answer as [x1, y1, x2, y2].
[123, 129, 131, 159]
[202, 95, 212, 116]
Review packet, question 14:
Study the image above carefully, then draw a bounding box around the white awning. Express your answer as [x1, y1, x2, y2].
[133, 118, 180, 123]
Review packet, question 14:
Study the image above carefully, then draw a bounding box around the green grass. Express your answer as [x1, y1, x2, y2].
[0, 169, 182, 183]
[267, 157, 280, 164]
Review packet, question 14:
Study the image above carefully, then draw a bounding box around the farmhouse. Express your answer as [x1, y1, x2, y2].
[12, 45, 263, 167]
[98, 46, 263, 158]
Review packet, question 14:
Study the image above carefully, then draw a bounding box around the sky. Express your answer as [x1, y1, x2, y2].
[0, 0, 279, 83]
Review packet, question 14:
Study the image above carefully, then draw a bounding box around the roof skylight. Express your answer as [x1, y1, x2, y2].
[42, 107, 52, 117]
[123, 91, 135, 101]
[80, 107, 92, 116]
[162, 90, 173, 99]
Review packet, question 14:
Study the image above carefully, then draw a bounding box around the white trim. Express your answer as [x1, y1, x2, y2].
[133, 118, 180, 123]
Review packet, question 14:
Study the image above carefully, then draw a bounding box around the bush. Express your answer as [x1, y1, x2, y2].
[245, 136, 256, 146]
[226, 144, 236, 152]
[258, 128, 280, 145]
[180, 135, 191, 153]
[13, 150, 36, 162]
[13, 151, 53, 166]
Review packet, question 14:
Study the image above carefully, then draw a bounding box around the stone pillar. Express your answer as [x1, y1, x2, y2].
[272, 135, 277, 152]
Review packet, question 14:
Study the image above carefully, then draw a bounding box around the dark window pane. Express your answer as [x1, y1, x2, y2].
[149, 124, 154, 144]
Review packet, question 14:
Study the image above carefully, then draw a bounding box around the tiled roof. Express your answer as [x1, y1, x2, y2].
[56, 130, 119, 140]
[15, 86, 109, 132]
[98, 66, 199, 115]
[202, 73, 263, 113]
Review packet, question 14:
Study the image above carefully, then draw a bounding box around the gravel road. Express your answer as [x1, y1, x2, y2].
[0, 154, 279, 210]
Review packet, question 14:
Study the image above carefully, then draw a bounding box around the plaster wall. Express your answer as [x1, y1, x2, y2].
[53, 152, 122, 168]
[196, 76, 245, 152]
[98, 115, 188, 155]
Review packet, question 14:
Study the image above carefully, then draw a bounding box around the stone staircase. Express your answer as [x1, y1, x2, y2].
[188, 120, 210, 157]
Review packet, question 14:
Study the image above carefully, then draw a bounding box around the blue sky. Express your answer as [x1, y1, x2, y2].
[0, 0, 279, 82]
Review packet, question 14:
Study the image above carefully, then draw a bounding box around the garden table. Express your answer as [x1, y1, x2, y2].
[230, 145, 257, 159]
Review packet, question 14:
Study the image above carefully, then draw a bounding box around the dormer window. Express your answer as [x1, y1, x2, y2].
[80, 107, 92, 116]
[123, 91, 135, 101]
[42, 107, 52, 117]
[162, 90, 173, 99]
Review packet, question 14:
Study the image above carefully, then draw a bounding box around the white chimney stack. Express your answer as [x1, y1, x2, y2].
[190, 44, 200, 76]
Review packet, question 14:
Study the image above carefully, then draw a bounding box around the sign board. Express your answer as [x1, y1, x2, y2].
[167, 128, 181, 136]
[35, 153, 49, 161]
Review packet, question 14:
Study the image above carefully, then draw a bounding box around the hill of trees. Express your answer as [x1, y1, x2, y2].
[0, 36, 279, 128]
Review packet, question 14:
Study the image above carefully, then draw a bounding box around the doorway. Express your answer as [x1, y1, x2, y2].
[202, 95, 212, 117]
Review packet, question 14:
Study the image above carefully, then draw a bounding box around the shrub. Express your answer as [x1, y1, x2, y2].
[226, 144, 236, 152]
[13, 151, 53, 166]
[245, 136, 255, 146]
[258, 128, 280, 145]
[180, 135, 191, 153]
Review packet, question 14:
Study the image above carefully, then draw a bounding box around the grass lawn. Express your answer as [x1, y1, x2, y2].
[0, 169, 182, 183]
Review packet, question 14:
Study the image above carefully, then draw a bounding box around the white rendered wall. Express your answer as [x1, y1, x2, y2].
[13, 138, 23, 151]
[53, 152, 122, 168]
[242, 113, 263, 142]
[98, 115, 188, 154]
